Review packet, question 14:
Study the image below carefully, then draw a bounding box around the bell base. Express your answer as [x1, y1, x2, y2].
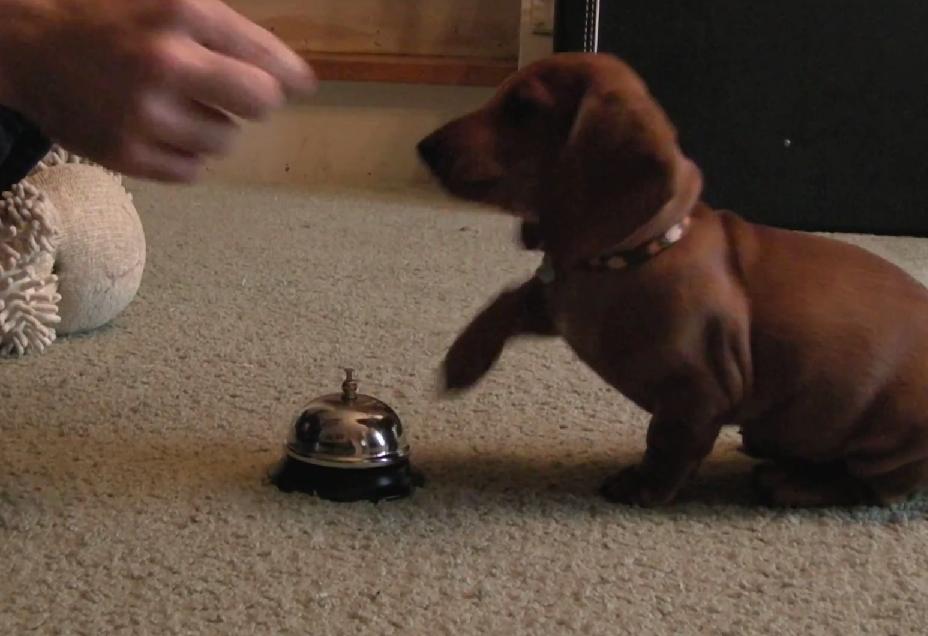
[269, 456, 424, 503]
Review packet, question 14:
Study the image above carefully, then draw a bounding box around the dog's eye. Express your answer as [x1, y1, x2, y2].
[501, 78, 553, 125]
[503, 92, 540, 124]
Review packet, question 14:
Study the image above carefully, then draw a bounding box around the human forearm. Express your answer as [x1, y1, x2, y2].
[0, 0, 316, 181]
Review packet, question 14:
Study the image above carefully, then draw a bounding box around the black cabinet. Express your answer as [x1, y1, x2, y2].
[555, 1, 928, 235]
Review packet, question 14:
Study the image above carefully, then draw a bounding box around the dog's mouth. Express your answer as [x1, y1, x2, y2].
[444, 176, 502, 201]
[442, 176, 543, 228]
[423, 162, 504, 204]
[417, 138, 508, 204]
[417, 139, 539, 218]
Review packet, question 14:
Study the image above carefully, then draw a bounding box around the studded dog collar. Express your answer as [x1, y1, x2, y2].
[535, 215, 692, 284]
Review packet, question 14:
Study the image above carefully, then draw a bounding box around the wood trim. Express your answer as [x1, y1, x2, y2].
[300, 52, 517, 87]
[227, 0, 521, 60]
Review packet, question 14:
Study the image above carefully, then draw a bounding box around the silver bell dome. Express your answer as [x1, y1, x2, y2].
[285, 369, 409, 469]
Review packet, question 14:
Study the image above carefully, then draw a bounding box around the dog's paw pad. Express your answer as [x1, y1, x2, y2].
[441, 359, 483, 392]
[751, 463, 856, 507]
[601, 466, 650, 506]
[752, 462, 790, 490]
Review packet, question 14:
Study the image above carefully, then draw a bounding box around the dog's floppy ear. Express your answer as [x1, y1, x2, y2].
[548, 77, 699, 264]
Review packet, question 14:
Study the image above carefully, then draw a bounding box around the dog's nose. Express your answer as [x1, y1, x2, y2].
[416, 133, 444, 172]
[519, 220, 545, 250]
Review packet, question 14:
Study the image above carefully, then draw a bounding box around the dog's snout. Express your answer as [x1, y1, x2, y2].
[417, 133, 444, 172]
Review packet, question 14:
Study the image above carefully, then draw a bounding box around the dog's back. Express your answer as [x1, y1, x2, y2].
[721, 212, 928, 478]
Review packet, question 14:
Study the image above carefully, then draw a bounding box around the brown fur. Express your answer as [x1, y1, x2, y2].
[417, 53, 928, 507]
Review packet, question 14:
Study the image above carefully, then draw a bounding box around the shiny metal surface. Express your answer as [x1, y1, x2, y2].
[285, 369, 409, 469]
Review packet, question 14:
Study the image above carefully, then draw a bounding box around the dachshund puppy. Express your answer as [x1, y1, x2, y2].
[417, 53, 928, 508]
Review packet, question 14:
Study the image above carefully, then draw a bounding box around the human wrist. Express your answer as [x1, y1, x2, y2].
[0, 0, 48, 113]
[0, 7, 18, 111]
[0, 59, 17, 111]
[0, 55, 28, 116]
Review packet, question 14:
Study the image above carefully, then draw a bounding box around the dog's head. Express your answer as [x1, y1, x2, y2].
[417, 53, 702, 265]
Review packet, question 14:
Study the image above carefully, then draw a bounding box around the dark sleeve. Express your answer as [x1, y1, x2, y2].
[0, 105, 52, 192]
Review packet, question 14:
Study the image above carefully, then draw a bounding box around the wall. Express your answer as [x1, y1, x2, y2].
[205, 1, 552, 190]
[204, 81, 494, 189]
[223, 0, 521, 59]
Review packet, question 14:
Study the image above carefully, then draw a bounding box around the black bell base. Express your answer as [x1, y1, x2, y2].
[269, 456, 424, 503]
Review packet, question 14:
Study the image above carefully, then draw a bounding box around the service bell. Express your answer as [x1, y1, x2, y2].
[269, 368, 423, 502]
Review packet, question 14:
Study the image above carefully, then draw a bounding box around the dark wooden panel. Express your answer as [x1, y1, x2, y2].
[301, 52, 516, 87]
[556, 1, 928, 235]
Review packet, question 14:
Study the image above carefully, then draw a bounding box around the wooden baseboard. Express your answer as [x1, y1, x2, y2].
[299, 52, 517, 86]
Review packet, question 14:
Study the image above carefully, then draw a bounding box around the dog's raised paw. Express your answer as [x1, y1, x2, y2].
[436, 365, 476, 398]
[441, 331, 503, 391]
[441, 356, 486, 393]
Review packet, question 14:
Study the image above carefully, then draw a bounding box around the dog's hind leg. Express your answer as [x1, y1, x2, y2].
[752, 461, 873, 507]
[752, 454, 928, 508]
[859, 459, 928, 505]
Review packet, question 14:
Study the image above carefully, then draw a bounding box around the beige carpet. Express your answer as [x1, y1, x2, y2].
[3, 181, 928, 635]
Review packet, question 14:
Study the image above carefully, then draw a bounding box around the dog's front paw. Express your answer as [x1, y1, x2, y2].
[441, 318, 510, 393]
[751, 462, 793, 506]
[600, 466, 674, 507]
[440, 281, 546, 395]
[441, 342, 494, 393]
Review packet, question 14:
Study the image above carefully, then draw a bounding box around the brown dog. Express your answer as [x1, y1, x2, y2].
[417, 52, 928, 507]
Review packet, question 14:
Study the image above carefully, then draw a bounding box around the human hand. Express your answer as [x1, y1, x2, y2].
[0, 0, 317, 182]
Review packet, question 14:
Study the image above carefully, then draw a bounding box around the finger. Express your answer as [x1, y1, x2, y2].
[174, 41, 286, 120]
[180, 0, 317, 96]
[117, 140, 205, 183]
[140, 93, 239, 156]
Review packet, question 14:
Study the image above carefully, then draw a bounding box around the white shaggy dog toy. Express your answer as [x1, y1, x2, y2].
[0, 147, 145, 356]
